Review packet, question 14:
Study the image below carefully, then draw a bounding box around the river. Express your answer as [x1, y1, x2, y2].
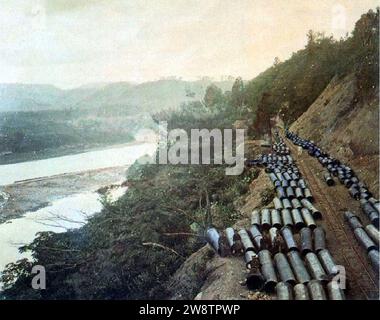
[0, 142, 157, 186]
[0, 142, 157, 281]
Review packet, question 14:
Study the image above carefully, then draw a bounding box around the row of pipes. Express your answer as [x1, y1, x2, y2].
[285, 130, 379, 275]
[206, 134, 346, 299]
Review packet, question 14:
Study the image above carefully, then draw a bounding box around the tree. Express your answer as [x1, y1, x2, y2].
[231, 77, 245, 108]
[203, 84, 223, 108]
[273, 57, 281, 67]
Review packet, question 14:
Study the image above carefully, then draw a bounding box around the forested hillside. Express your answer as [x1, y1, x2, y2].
[244, 9, 379, 134]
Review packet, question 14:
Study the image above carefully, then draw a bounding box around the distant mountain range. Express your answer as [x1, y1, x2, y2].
[0, 79, 234, 113]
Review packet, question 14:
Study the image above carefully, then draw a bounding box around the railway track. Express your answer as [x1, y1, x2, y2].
[283, 136, 379, 299]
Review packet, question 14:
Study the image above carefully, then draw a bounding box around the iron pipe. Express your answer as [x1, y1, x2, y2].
[368, 198, 380, 213]
[307, 280, 327, 300]
[244, 251, 258, 269]
[273, 197, 283, 210]
[286, 187, 295, 199]
[271, 209, 282, 229]
[283, 172, 291, 181]
[304, 188, 314, 202]
[276, 172, 284, 181]
[301, 208, 317, 229]
[260, 263, 278, 292]
[291, 208, 305, 229]
[294, 283, 310, 300]
[343, 179, 353, 188]
[287, 251, 311, 284]
[238, 229, 255, 252]
[368, 250, 379, 275]
[365, 224, 379, 245]
[295, 187, 304, 200]
[274, 180, 281, 188]
[344, 211, 363, 230]
[305, 252, 328, 282]
[291, 198, 302, 209]
[354, 227, 377, 252]
[282, 198, 292, 210]
[318, 249, 338, 276]
[251, 209, 261, 226]
[359, 192, 370, 200]
[339, 175, 347, 185]
[246, 270, 265, 290]
[289, 180, 297, 188]
[291, 173, 299, 181]
[281, 226, 299, 252]
[276, 187, 286, 200]
[327, 281, 345, 300]
[276, 282, 293, 300]
[313, 227, 326, 253]
[281, 180, 289, 188]
[298, 179, 307, 189]
[261, 209, 272, 230]
[300, 227, 313, 256]
[258, 249, 272, 266]
[301, 199, 321, 219]
[274, 253, 296, 285]
[249, 225, 265, 250]
[206, 228, 220, 254]
[225, 227, 242, 255]
[350, 176, 359, 184]
[323, 172, 334, 186]
[359, 187, 372, 198]
[269, 173, 278, 182]
[360, 199, 379, 228]
[281, 209, 294, 228]
[349, 186, 360, 200]
[357, 181, 367, 188]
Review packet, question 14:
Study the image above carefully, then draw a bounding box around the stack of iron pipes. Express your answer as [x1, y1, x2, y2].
[286, 130, 379, 228]
[286, 130, 379, 274]
[344, 211, 379, 274]
[206, 137, 346, 299]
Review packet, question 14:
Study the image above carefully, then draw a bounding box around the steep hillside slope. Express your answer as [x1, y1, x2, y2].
[247, 9, 378, 133]
[290, 73, 379, 195]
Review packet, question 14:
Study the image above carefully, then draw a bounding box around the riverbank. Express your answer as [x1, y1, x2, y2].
[0, 139, 157, 223]
[0, 139, 150, 166]
[0, 165, 129, 224]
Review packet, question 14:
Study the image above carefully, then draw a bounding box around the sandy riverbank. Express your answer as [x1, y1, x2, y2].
[0, 165, 129, 223]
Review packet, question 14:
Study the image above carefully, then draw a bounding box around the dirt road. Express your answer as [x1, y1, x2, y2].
[284, 137, 379, 299]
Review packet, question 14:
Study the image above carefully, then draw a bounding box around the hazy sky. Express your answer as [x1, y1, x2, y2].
[0, 0, 378, 88]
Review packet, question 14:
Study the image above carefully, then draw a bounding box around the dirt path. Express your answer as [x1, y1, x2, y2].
[284, 137, 379, 299]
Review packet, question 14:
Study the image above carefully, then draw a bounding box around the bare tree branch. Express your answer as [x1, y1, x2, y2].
[142, 242, 185, 259]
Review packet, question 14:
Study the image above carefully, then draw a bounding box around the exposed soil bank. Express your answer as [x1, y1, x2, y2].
[290, 73, 379, 196]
